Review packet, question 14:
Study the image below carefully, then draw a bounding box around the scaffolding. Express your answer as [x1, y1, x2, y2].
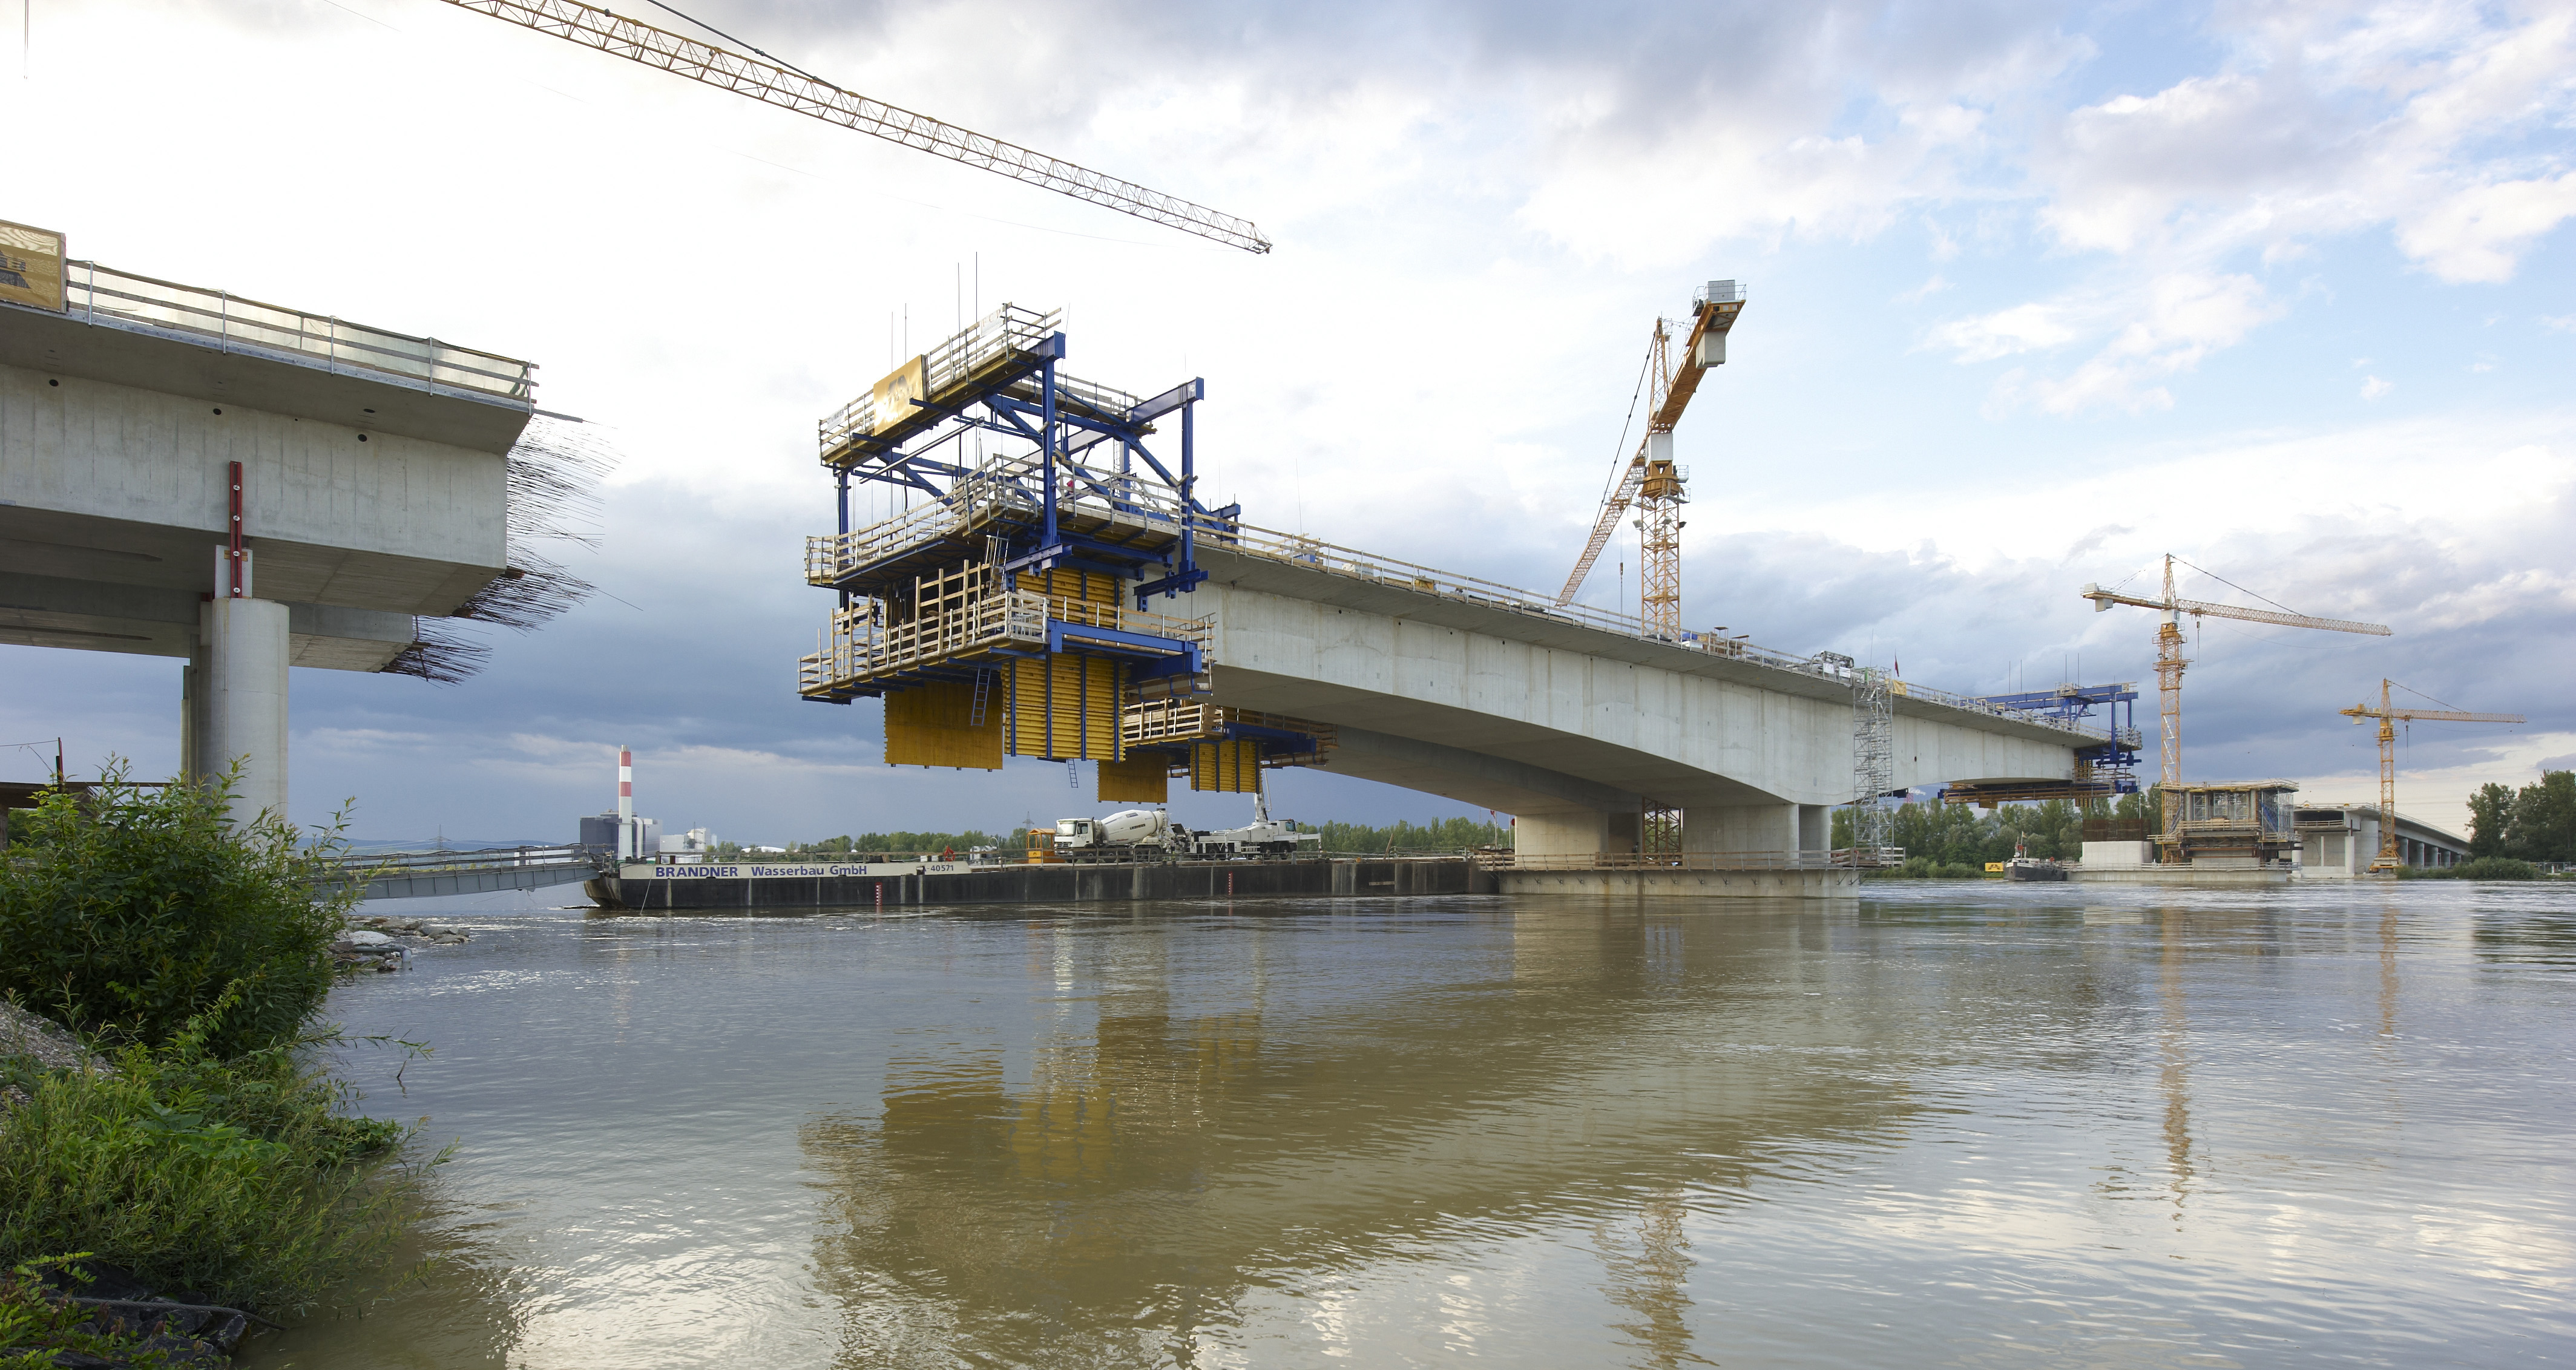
[802, 306, 1330, 790]
[1841, 659, 1900, 864]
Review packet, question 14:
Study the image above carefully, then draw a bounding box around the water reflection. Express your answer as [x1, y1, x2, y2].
[2158, 911, 2194, 1211]
[799, 906, 2034, 1365]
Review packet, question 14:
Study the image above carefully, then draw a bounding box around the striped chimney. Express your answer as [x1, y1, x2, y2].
[617, 746, 634, 859]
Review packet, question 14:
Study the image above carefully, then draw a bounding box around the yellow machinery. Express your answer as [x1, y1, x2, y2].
[1560, 281, 1746, 638]
[2339, 680, 2523, 873]
[2083, 556, 2388, 850]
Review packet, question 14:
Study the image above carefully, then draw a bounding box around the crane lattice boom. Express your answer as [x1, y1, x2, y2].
[2082, 588, 2390, 637]
[441, 0, 1272, 254]
[2338, 678, 2523, 873]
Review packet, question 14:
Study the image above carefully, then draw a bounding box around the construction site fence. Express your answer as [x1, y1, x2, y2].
[810, 453, 2115, 748]
[59, 261, 537, 405]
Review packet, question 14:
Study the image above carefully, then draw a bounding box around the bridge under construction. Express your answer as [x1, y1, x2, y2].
[799, 304, 2134, 891]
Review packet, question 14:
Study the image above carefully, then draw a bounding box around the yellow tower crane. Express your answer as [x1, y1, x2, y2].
[2082, 556, 2389, 837]
[1559, 281, 1746, 637]
[2338, 680, 2523, 873]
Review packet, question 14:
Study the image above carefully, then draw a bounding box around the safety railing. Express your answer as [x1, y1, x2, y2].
[801, 583, 1212, 696]
[318, 844, 608, 879]
[1121, 700, 1339, 749]
[54, 261, 535, 405]
[816, 306, 1149, 461]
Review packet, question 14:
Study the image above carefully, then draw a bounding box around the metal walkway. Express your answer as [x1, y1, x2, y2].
[321, 844, 609, 901]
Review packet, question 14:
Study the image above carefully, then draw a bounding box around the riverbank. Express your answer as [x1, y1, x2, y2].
[1, 776, 429, 1365]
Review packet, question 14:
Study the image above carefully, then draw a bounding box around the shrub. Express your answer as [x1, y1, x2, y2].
[0, 769, 355, 1059]
[0, 1003, 416, 1313]
[2454, 856, 2539, 881]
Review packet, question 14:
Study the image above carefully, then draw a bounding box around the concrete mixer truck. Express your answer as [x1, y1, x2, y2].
[1047, 809, 1191, 863]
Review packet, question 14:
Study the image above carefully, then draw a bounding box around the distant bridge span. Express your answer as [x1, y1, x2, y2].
[1189, 544, 2085, 857]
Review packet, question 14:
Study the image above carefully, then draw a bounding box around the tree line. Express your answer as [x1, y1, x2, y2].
[2468, 772, 2574, 864]
[1831, 791, 2157, 877]
[1303, 817, 1513, 853]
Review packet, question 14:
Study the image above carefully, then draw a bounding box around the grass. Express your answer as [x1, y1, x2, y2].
[0, 1004, 426, 1316]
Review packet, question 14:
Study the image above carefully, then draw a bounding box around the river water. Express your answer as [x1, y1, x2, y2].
[240, 882, 2575, 1368]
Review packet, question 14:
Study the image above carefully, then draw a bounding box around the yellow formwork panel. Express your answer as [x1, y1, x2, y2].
[1006, 654, 1125, 762]
[1189, 739, 1263, 793]
[883, 678, 1004, 770]
[1096, 756, 1170, 804]
[1015, 566, 1120, 605]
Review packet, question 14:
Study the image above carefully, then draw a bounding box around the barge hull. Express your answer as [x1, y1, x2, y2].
[584, 857, 1494, 910]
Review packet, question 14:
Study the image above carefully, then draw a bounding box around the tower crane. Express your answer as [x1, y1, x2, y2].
[1559, 280, 1746, 637]
[438, 0, 1270, 254]
[2082, 556, 2388, 836]
[2338, 680, 2523, 873]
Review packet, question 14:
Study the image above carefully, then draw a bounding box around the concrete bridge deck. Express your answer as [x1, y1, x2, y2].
[1182, 537, 2097, 857]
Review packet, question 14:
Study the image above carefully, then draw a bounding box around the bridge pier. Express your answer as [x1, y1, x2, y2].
[1519, 809, 1645, 857]
[1798, 804, 1828, 856]
[1680, 802, 1795, 856]
[189, 597, 290, 819]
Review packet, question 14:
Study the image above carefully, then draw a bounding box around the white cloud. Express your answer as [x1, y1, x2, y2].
[1947, 273, 2282, 413]
[2361, 375, 2394, 399]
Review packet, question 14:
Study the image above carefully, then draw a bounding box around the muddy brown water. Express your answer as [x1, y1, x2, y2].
[238, 882, 2575, 1368]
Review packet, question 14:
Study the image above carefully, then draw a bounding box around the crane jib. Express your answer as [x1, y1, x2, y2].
[443, 0, 1272, 255]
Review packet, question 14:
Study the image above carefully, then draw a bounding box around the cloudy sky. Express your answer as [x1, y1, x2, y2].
[4, 0, 2570, 844]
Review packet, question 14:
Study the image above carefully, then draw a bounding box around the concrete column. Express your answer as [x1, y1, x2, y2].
[1519, 810, 1610, 857]
[200, 598, 291, 821]
[1682, 803, 1797, 856]
[179, 641, 212, 782]
[1797, 804, 1828, 854]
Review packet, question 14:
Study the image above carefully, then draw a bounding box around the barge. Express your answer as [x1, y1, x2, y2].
[583, 856, 1494, 911]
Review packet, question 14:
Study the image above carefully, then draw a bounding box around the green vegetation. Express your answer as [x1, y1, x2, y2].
[0, 770, 343, 1060]
[0, 771, 422, 1340]
[0, 1256, 170, 1370]
[0, 1008, 412, 1311]
[2468, 771, 2574, 864]
[1832, 792, 2154, 875]
[1302, 817, 1512, 853]
[787, 830, 1013, 859]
